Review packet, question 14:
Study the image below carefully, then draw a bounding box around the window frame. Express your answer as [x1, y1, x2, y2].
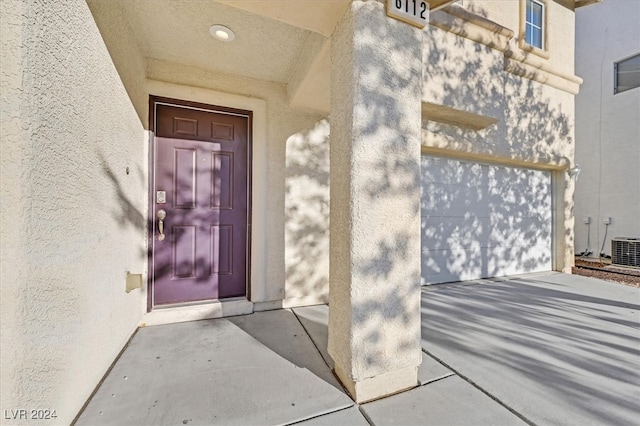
[614, 53, 640, 95]
[525, 0, 544, 49]
[519, 0, 549, 59]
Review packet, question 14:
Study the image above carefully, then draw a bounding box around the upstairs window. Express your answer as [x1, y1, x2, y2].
[525, 0, 544, 49]
[614, 53, 640, 94]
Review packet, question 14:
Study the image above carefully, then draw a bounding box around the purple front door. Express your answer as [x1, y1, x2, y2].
[150, 99, 251, 307]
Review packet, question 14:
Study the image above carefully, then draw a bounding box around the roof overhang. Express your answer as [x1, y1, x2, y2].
[574, 0, 603, 8]
[90, 0, 597, 117]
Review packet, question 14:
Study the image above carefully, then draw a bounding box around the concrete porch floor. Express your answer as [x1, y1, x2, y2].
[75, 272, 639, 425]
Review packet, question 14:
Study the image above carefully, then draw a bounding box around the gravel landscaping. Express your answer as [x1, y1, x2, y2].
[573, 258, 640, 287]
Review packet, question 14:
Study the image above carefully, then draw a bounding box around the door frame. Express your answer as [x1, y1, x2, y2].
[147, 95, 253, 311]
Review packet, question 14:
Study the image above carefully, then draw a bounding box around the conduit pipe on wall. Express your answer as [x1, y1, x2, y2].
[568, 164, 581, 181]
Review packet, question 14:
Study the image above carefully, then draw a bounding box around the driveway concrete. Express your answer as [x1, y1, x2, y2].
[421, 272, 640, 425]
[75, 272, 639, 425]
[360, 375, 527, 426]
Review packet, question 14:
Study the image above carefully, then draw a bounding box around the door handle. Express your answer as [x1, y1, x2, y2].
[157, 209, 166, 241]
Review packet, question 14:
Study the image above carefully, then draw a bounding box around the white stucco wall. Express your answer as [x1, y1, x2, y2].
[574, 0, 640, 257]
[0, 1, 147, 424]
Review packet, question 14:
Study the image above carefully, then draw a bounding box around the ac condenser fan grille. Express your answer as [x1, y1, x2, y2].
[611, 238, 640, 268]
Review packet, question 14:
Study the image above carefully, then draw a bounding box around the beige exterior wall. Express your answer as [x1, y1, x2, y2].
[459, 0, 576, 77]
[1, 1, 147, 424]
[1, 1, 330, 422]
[1, 0, 585, 422]
[86, 0, 147, 124]
[574, 0, 640, 257]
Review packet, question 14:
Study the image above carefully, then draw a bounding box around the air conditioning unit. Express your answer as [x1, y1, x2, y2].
[611, 238, 640, 268]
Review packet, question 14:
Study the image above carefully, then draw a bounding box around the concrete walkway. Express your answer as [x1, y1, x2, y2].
[76, 272, 639, 425]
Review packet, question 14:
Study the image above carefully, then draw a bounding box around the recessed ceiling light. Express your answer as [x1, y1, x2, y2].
[209, 25, 235, 42]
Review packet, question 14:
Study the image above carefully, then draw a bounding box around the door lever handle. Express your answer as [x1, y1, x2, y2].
[157, 209, 166, 241]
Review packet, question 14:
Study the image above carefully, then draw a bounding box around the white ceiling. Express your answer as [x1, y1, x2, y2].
[116, 0, 332, 84]
[216, 0, 351, 37]
[89, 0, 352, 112]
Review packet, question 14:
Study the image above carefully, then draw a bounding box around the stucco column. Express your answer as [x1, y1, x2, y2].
[328, 0, 423, 403]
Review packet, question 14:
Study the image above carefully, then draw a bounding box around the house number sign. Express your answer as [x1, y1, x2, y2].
[387, 0, 430, 29]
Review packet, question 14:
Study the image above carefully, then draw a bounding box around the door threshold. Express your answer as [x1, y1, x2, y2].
[140, 298, 253, 327]
[153, 296, 247, 310]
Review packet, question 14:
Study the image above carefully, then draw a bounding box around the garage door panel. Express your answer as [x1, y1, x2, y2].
[422, 216, 491, 250]
[421, 184, 489, 216]
[421, 246, 485, 285]
[421, 157, 485, 187]
[421, 156, 552, 285]
[421, 241, 553, 285]
[488, 217, 552, 248]
[420, 183, 449, 215]
[487, 245, 552, 276]
[423, 215, 552, 251]
[488, 189, 551, 217]
[488, 201, 552, 220]
[422, 244, 552, 285]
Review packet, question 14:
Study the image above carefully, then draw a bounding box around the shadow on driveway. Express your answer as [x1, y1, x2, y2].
[421, 272, 640, 425]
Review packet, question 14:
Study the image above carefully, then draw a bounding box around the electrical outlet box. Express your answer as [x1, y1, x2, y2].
[603, 217, 612, 225]
[583, 216, 591, 224]
[126, 272, 143, 293]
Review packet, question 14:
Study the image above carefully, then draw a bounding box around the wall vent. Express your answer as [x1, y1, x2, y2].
[611, 238, 640, 268]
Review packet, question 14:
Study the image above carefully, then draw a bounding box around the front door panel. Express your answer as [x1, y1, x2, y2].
[152, 102, 250, 306]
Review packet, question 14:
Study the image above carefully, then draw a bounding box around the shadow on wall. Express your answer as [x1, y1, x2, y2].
[99, 150, 147, 261]
[422, 14, 572, 160]
[99, 2, 573, 374]
[284, 119, 331, 300]
[100, 146, 227, 288]
[102, 122, 332, 304]
[421, 157, 553, 284]
[332, 11, 425, 372]
[419, 7, 572, 285]
[334, 1, 574, 371]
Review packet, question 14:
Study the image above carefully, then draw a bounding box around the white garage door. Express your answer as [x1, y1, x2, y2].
[421, 156, 552, 285]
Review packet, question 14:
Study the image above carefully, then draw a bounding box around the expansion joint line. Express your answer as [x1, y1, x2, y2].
[422, 349, 537, 426]
[290, 308, 332, 372]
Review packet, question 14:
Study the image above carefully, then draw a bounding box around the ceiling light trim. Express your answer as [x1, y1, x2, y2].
[209, 25, 235, 42]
